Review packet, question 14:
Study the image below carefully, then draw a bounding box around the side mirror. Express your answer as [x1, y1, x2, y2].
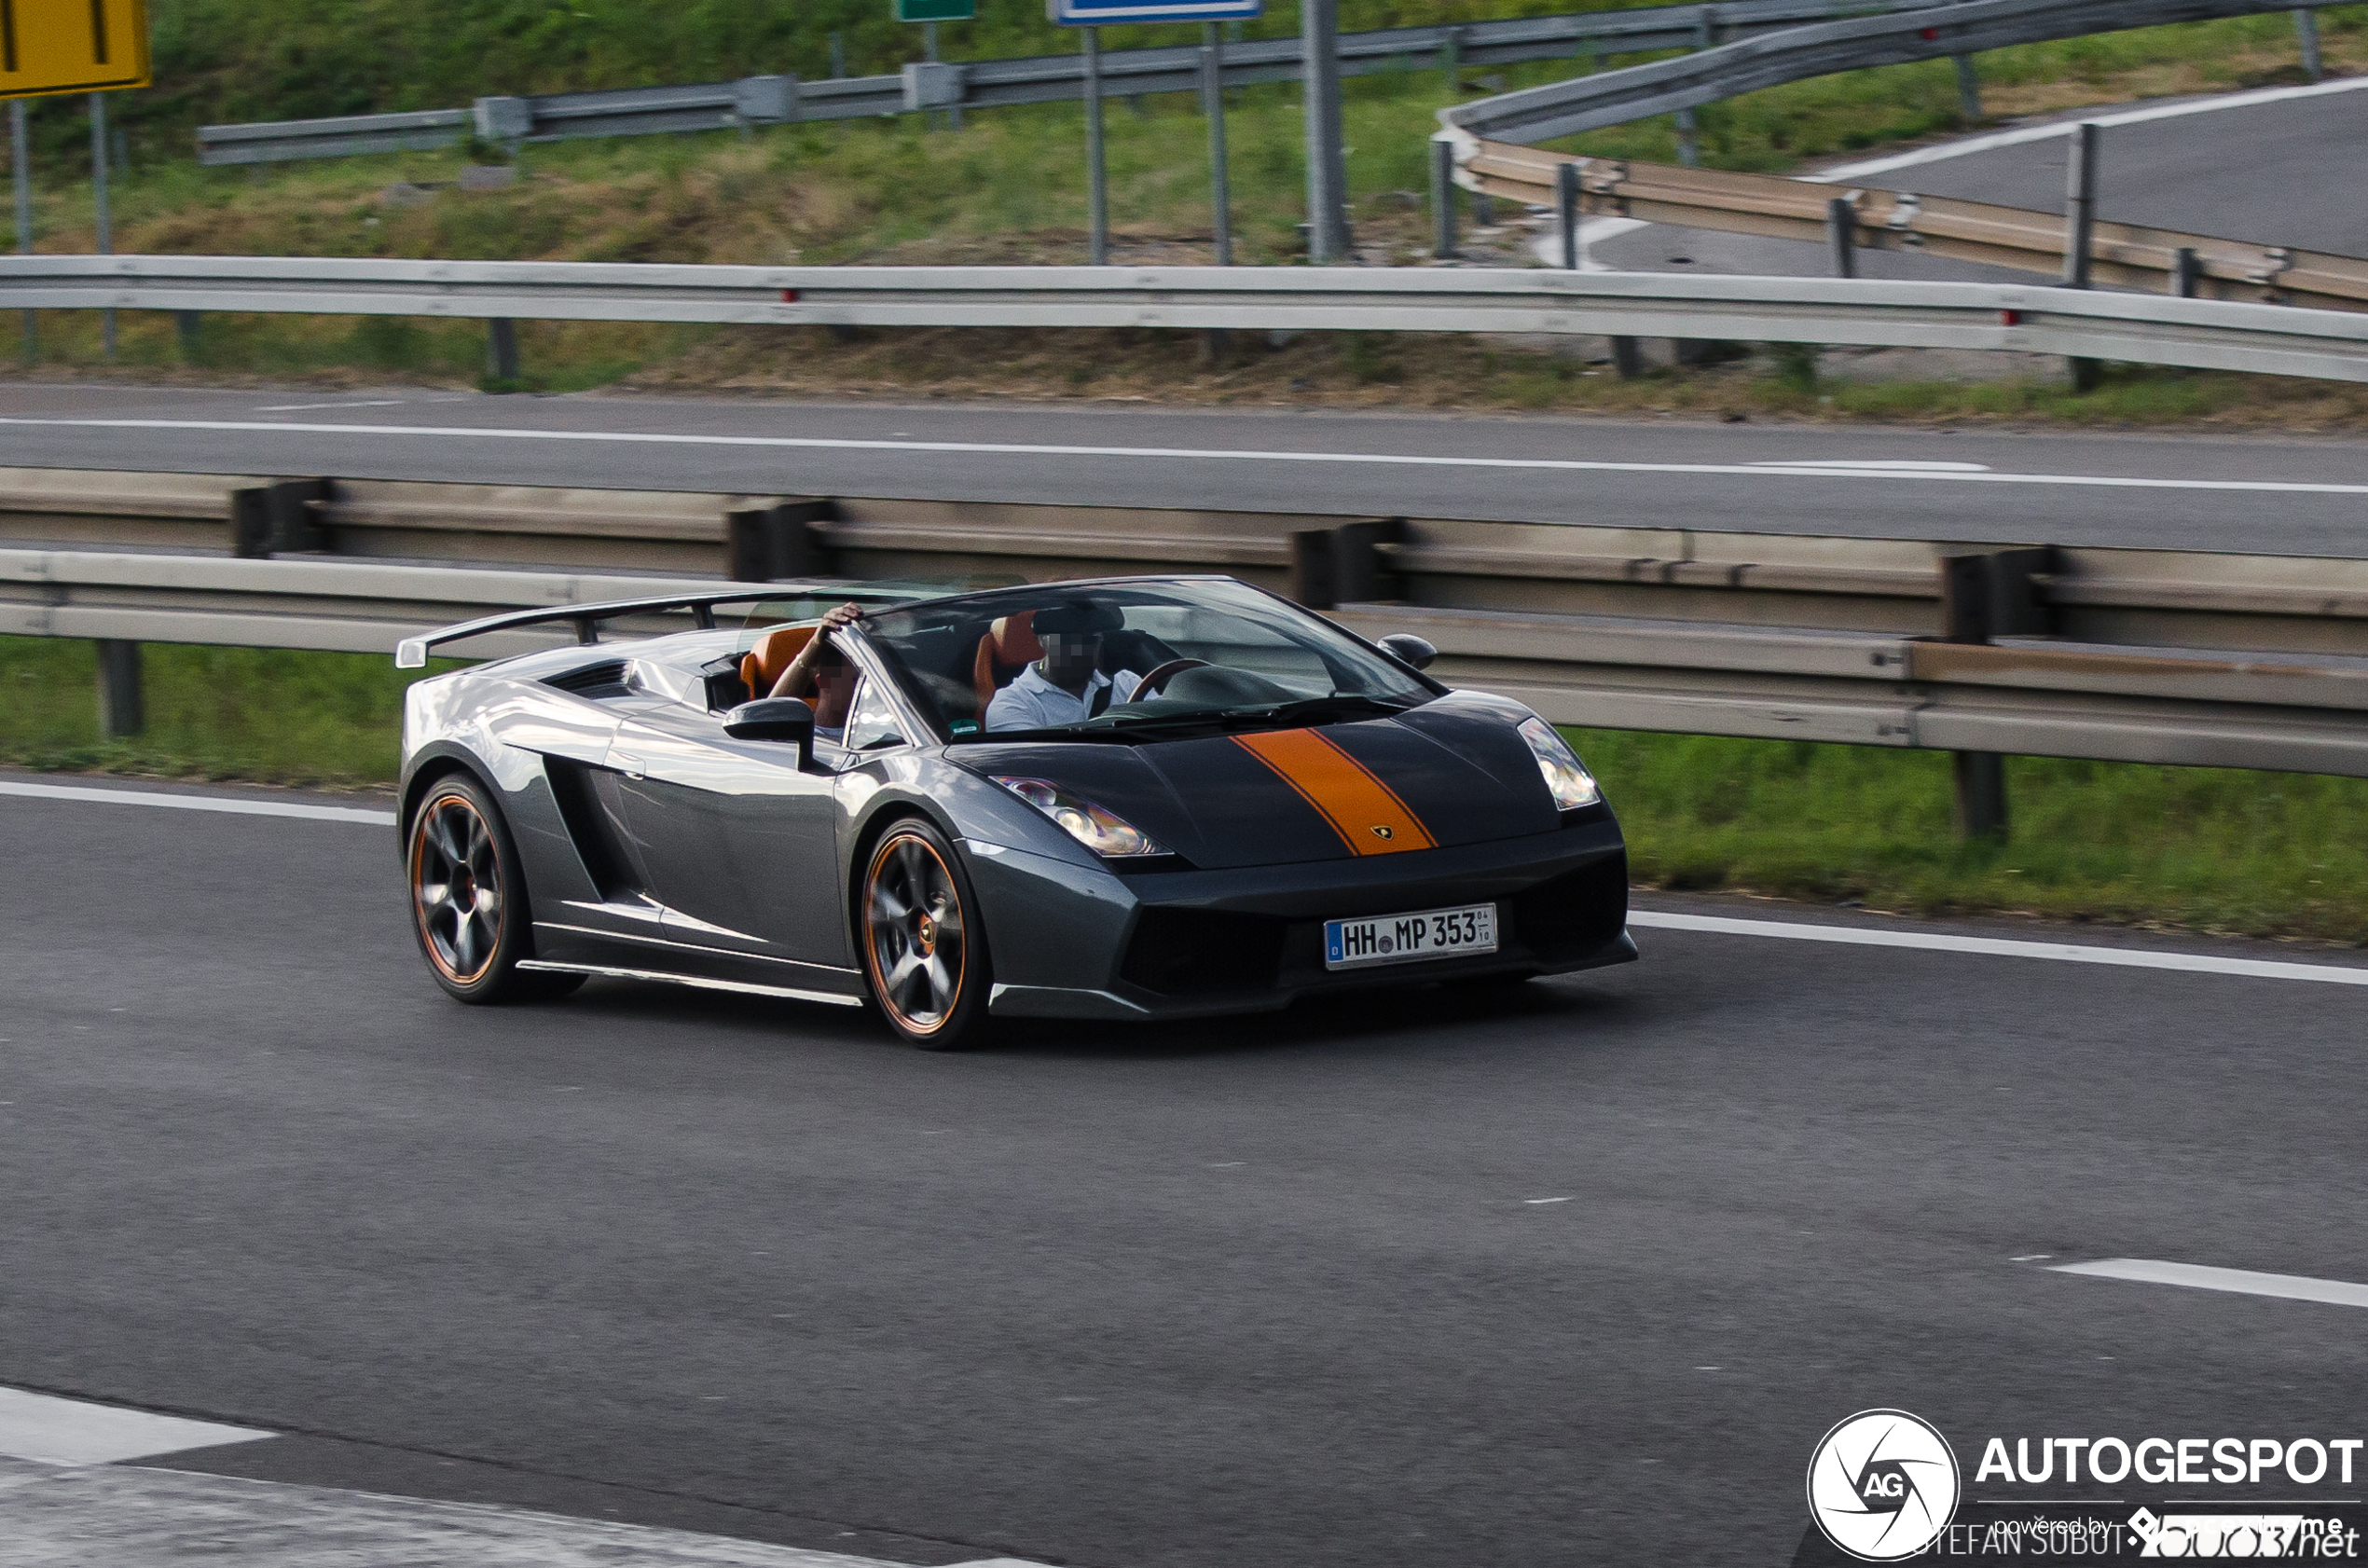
[1377, 633, 1437, 671]
[723, 697, 816, 759]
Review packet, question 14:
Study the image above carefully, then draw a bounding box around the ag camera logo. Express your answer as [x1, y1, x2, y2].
[1808, 1409, 1962, 1561]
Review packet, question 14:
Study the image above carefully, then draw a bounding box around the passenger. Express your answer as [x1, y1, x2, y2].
[767, 601, 864, 747]
[984, 602, 1142, 732]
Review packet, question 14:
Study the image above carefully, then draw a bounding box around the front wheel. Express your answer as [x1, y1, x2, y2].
[407, 775, 574, 1004]
[860, 819, 993, 1050]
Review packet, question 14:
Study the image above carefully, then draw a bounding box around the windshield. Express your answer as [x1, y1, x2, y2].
[857, 579, 1437, 744]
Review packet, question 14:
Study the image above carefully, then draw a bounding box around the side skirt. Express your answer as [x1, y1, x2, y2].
[516, 960, 866, 1009]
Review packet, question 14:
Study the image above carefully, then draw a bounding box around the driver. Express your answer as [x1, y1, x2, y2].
[767, 601, 864, 747]
[984, 602, 1143, 732]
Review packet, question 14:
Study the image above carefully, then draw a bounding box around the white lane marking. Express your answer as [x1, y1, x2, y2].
[2050, 1259, 2368, 1311]
[3, 417, 2363, 497]
[1627, 911, 2368, 986]
[252, 399, 406, 412]
[0, 780, 396, 825]
[0, 1386, 273, 1465]
[1524, 1196, 1576, 1204]
[15, 782, 2361, 988]
[1817, 73, 2368, 183]
[1746, 459, 1990, 472]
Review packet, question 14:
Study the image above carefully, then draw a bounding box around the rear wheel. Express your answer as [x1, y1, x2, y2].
[407, 775, 577, 1004]
[860, 819, 992, 1050]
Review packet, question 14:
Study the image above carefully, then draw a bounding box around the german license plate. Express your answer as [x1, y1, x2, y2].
[1324, 902, 1497, 971]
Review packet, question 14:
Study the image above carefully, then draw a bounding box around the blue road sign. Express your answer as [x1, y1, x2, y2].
[1048, 0, 1260, 23]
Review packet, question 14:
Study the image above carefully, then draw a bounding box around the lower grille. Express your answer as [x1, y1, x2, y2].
[1121, 908, 1288, 996]
[1509, 852, 1629, 960]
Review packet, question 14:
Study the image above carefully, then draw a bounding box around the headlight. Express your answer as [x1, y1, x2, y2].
[991, 777, 1167, 858]
[1516, 717, 1602, 811]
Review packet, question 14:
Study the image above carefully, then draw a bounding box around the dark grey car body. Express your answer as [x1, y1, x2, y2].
[396, 581, 1634, 1022]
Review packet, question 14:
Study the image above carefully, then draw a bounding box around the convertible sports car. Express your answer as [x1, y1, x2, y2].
[395, 575, 1632, 1049]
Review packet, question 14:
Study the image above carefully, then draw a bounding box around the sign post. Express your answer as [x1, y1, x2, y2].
[1050, 0, 1260, 267]
[10, 100, 32, 360]
[5, 0, 151, 364]
[895, 0, 972, 131]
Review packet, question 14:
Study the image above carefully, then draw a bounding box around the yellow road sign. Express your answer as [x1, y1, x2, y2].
[2, 0, 151, 97]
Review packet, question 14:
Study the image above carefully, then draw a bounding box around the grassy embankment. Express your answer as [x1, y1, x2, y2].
[10, 6, 2368, 423]
[7, 634, 2362, 946]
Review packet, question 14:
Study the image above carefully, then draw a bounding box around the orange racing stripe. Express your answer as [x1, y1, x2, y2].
[1232, 728, 1437, 857]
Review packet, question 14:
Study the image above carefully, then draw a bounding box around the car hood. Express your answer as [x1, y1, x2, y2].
[955, 697, 1562, 870]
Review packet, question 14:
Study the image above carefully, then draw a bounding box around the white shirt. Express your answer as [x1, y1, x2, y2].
[985, 664, 1143, 732]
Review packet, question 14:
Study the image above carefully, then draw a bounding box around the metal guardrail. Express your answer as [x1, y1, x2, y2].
[7, 256, 2368, 381]
[1459, 144, 2368, 314]
[4, 545, 2362, 778]
[194, 0, 1953, 165]
[1440, 0, 2346, 145]
[4, 472, 2366, 778]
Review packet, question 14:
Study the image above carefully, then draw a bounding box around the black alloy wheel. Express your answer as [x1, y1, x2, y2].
[406, 775, 577, 1004]
[860, 818, 992, 1050]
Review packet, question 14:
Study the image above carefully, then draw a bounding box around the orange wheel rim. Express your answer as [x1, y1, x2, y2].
[411, 794, 503, 984]
[863, 832, 966, 1035]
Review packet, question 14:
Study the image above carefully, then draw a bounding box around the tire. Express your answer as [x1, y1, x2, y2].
[406, 774, 576, 1004]
[859, 818, 993, 1050]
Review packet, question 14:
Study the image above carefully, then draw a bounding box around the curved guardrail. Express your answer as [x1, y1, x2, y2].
[1441, 0, 2343, 145]
[4, 254, 2368, 381]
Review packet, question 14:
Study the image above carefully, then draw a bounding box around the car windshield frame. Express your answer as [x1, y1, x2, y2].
[850, 577, 1445, 746]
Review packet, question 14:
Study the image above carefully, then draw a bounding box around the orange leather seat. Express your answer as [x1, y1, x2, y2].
[970, 612, 1041, 714]
[741, 623, 817, 698]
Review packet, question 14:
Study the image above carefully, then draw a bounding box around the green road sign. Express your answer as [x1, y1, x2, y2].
[896, 0, 973, 19]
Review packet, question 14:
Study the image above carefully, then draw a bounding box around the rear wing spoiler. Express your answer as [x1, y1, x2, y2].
[393, 585, 904, 669]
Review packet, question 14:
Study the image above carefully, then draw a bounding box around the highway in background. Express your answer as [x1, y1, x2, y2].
[5, 383, 2368, 557]
[5, 779, 2365, 1567]
[1587, 78, 2368, 279]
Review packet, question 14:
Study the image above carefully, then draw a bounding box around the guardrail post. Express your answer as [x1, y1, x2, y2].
[230, 478, 331, 557]
[486, 318, 521, 386]
[829, 33, 846, 81]
[1556, 160, 1580, 270]
[1288, 528, 1336, 610]
[1937, 548, 2053, 843]
[1612, 336, 1644, 379]
[727, 501, 835, 581]
[1439, 25, 1461, 93]
[2172, 247, 2202, 299]
[1430, 137, 1458, 260]
[1953, 56, 1982, 124]
[175, 311, 203, 360]
[2061, 122, 2102, 394]
[2294, 9, 2324, 82]
[1330, 517, 1403, 605]
[95, 639, 144, 739]
[1826, 197, 1856, 279]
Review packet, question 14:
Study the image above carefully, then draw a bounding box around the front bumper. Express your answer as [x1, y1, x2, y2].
[966, 810, 1632, 1022]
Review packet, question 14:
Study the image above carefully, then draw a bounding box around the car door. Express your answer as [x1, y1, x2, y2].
[609, 704, 851, 976]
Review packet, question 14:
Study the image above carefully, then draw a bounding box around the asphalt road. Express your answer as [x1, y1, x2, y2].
[7, 382, 2368, 557]
[1589, 78, 2368, 279]
[7, 777, 2366, 1567]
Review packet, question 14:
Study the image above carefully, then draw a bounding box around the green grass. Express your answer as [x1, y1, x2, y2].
[1576, 728, 2368, 945]
[7, 635, 2361, 944]
[0, 636, 456, 788]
